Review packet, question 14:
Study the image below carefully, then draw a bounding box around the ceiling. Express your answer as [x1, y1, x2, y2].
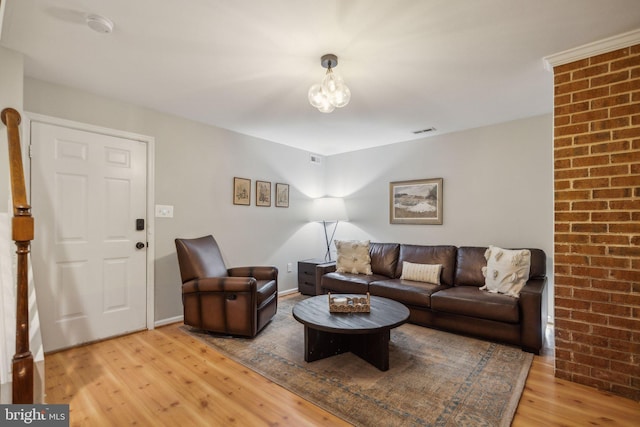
[1, 0, 639, 155]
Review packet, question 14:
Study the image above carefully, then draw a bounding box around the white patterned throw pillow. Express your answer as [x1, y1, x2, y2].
[480, 246, 531, 297]
[400, 261, 442, 285]
[335, 240, 373, 275]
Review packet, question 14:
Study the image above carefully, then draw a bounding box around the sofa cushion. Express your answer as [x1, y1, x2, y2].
[400, 261, 442, 285]
[396, 245, 457, 285]
[431, 286, 520, 323]
[370, 243, 400, 277]
[369, 279, 448, 308]
[321, 271, 384, 294]
[335, 240, 373, 275]
[480, 246, 531, 297]
[456, 246, 547, 287]
[454, 247, 487, 286]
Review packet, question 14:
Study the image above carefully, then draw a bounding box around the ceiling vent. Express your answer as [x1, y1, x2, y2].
[309, 154, 322, 165]
[412, 127, 436, 135]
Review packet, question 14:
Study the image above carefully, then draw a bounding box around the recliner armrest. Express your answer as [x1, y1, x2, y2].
[182, 276, 258, 294]
[228, 266, 278, 281]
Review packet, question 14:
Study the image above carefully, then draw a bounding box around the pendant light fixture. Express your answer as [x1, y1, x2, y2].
[308, 54, 351, 113]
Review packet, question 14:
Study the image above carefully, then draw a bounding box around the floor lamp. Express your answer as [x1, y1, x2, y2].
[310, 197, 349, 262]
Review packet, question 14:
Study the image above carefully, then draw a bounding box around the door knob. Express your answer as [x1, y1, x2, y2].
[136, 242, 146, 250]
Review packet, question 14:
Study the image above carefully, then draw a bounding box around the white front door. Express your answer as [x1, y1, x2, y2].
[30, 122, 148, 352]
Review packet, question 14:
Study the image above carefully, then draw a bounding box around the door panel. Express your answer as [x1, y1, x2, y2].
[31, 122, 147, 352]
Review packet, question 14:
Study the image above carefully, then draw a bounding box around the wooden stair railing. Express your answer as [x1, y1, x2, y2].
[1, 108, 34, 404]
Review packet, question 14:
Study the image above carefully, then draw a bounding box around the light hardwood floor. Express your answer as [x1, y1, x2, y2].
[45, 312, 639, 426]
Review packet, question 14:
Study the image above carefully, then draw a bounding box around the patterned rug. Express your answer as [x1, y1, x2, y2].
[181, 294, 532, 426]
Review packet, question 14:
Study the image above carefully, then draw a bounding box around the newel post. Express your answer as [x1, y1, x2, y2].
[1, 107, 34, 404]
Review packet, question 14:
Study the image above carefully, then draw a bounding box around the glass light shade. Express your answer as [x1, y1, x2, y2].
[322, 69, 350, 108]
[329, 84, 351, 108]
[317, 98, 335, 113]
[322, 68, 340, 94]
[308, 83, 325, 108]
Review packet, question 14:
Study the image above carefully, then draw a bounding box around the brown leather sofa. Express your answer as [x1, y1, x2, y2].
[318, 243, 547, 354]
[175, 235, 278, 337]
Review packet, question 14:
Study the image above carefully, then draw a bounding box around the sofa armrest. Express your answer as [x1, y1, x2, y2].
[182, 276, 258, 294]
[228, 266, 278, 281]
[518, 277, 548, 354]
[315, 262, 337, 295]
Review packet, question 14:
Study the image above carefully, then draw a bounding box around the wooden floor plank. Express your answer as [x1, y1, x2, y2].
[512, 343, 639, 427]
[45, 316, 639, 426]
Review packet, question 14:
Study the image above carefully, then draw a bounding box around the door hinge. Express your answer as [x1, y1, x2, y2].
[29, 144, 33, 158]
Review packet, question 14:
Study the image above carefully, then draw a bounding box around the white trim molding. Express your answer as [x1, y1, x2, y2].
[155, 315, 183, 328]
[543, 28, 640, 71]
[278, 288, 299, 297]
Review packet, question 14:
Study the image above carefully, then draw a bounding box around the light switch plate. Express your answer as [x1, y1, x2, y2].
[155, 204, 174, 218]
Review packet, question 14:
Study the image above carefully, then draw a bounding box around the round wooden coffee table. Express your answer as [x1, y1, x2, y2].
[292, 295, 409, 371]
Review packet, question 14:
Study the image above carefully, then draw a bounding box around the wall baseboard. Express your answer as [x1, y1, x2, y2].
[155, 315, 183, 328]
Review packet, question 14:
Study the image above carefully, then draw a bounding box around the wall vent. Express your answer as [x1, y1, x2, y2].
[309, 153, 322, 165]
[412, 127, 436, 135]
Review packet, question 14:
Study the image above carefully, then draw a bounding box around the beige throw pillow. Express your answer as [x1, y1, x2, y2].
[400, 261, 442, 285]
[335, 240, 373, 275]
[480, 246, 531, 297]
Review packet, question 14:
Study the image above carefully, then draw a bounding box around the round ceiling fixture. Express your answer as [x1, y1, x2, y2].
[86, 14, 114, 34]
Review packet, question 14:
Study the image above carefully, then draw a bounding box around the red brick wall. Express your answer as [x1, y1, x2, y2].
[553, 43, 640, 401]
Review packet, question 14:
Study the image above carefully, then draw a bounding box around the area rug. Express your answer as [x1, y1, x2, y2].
[181, 295, 533, 426]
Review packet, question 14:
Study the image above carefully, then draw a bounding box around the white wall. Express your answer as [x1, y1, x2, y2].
[324, 115, 554, 312]
[24, 78, 326, 321]
[23, 78, 554, 322]
[0, 46, 23, 213]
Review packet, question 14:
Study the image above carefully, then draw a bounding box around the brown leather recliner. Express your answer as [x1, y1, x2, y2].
[175, 235, 278, 337]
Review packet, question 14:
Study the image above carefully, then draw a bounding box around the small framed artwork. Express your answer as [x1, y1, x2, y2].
[275, 183, 289, 208]
[233, 177, 251, 205]
[256, 180, 271, 207]
[390, 178, 443, 224]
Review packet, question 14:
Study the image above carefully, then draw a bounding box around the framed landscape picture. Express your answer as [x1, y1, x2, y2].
[275, 183, 289, 207]
[256, 180, 271, 207]
[233, 177, 251, 205]
[389, 178, 443, 224]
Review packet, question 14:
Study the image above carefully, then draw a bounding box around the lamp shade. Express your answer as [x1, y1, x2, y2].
[310, 197, 348, 222]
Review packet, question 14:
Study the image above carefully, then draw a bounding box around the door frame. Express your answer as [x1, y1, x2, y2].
[24, 112, 156, 331]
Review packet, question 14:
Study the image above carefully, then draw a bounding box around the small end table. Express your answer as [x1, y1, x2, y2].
[298, 258, 336, 295]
